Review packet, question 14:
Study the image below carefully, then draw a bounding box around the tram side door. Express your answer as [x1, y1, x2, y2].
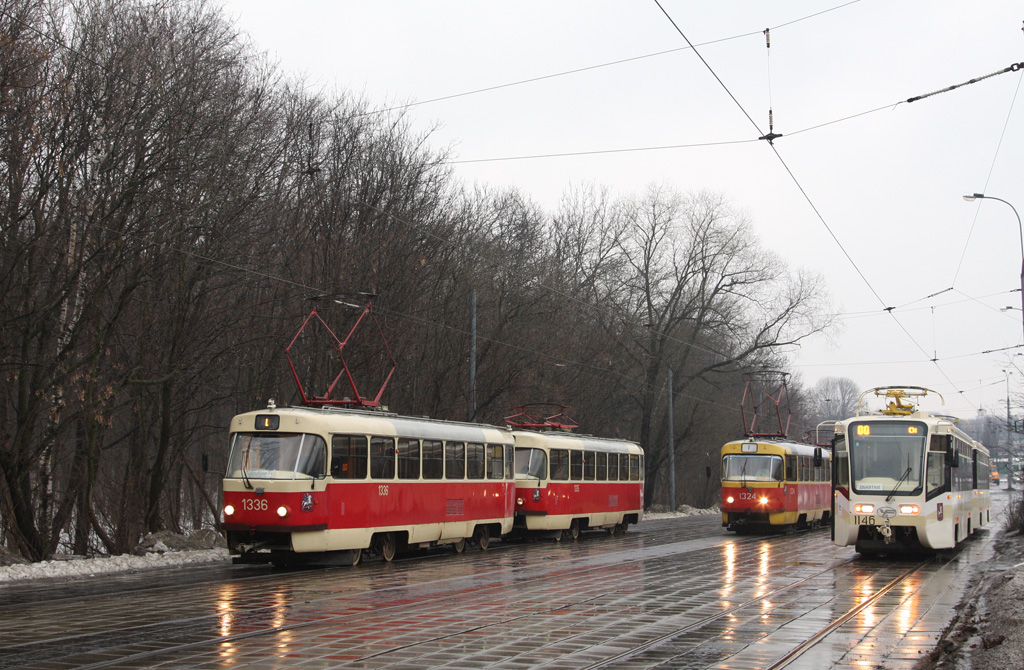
[830, 437, 839, 542]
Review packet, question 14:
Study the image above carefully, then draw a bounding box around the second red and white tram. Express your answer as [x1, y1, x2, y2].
[508, 406, 644, 539]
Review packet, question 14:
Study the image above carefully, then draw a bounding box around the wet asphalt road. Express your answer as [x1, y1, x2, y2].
[0, 491, 1010, 670]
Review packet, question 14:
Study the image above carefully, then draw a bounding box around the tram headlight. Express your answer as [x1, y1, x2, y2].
[726, 496, 735, 504]
[898, 504, 920, 515]
[853, 503, 875, 514]
[223, 504, 235, 517]
[759, 496, 769, 505]
[516, 497, 525, 506]
[276, 505, 289, 518]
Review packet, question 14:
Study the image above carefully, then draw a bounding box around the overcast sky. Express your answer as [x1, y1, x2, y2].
[220, 0, 1023, 421]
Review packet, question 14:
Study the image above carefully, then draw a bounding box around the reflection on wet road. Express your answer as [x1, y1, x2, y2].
[0, 492, 1008, 669]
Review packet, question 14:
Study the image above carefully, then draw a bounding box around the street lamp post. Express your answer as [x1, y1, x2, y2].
[965, 193, 1022, 489]
[963, 193, 1024, 339]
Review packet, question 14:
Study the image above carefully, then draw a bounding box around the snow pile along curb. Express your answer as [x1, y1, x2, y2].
[0, 548, 230, 583]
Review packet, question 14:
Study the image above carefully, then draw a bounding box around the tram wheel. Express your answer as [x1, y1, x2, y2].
[569, 519, 581, 541]
[472, 526, 491, 550]
[612, 523, 628, 536]
[344, 548, 362, 567]
[452, 538, 466, 553]
[376, 532, 397, 562]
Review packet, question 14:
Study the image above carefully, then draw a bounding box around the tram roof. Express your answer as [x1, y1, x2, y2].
[721, 438, 828, 457]
[230, 404, 514, 443]
[510, 430, 643, 454]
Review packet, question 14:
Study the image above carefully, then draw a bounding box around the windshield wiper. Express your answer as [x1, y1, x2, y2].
[240, 441, 253, 490]
[885, 466, 911, 502]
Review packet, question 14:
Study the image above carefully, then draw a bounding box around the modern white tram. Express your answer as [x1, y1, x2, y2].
[832, 387, 991, 555]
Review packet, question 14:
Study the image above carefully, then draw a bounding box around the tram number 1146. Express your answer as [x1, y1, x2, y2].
[854, 515, 876, 525]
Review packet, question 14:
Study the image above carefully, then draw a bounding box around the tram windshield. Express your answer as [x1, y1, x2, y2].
[848, 421, 925, 496]
[226, 433, 327, 480]
[514, 448, 548, 480]
[721, 455, 783, 482]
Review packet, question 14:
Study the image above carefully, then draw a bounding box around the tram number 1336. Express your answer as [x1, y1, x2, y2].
[854, 515, 876, 525]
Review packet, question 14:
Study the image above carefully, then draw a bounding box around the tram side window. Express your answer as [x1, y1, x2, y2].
[331, 435, 368, 479]
[398, 438, 420, 479]
[422, 440, 443, 479]
[445, 441, 465, 479]
[836, 455, 850, 488]
[371, 437, 395, 479]
[487, 444, 504, 479]
[926, 450, 946, 498]
[833, 435, 850, 488]
[466, 443, 485, 479]
[550, 449, 570, 480]
[596, 452, 607, 481]
[956, 442, 970, 491]
[570, 450, 584, 481]
[629, 454, 640, 481]
[978, 451, 990, 490]
[785, 455, 797, 482]
[972, 450, 978, 490]
[505, 444, 514, 479]
[608, 453, 619, 481]
[583, 451, 596, 480]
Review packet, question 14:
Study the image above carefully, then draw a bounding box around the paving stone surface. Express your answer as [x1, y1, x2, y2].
[0, 492, 1010, 669]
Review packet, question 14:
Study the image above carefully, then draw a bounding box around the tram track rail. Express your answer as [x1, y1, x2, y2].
[0, 509, 999, 670]
[0, 519, 770, 669]
[575, 554, 864, 670]
[763, 558, 934, 669]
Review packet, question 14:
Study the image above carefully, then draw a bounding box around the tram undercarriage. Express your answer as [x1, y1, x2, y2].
[854, 524, 925, 556]
[724, 511, 829, 534]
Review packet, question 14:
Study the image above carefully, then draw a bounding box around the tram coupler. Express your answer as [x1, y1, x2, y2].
[877, 520, 894, 544]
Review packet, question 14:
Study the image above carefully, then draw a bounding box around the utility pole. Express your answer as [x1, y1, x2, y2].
[1006, 369, 1014, 491]
[469, 289, 476, 422]
[667, 367, 675, 512]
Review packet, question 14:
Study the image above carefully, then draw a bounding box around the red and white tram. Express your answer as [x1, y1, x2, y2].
[508, 406, 644, 539]
[832, 387, 991, 555]
[223, 402, 516, 565]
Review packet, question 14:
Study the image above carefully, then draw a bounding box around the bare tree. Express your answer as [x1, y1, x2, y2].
[607, 187, 833, 506]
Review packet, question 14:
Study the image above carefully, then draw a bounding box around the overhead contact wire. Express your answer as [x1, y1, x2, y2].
[650, 0, 976, 409]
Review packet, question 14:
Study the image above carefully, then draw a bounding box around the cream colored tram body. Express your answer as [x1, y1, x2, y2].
[832, 387, 991, 555]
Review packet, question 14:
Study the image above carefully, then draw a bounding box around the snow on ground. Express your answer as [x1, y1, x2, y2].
[0, 507, 717, 584]
[643, 505, 719, 521]
[0, 548, 231, 584]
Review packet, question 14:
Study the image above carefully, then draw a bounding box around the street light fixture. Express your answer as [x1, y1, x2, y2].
[963, 193, 1024, 340]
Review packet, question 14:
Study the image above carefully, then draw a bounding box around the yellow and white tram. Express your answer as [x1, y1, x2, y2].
[721, 438, 831, 533]
[832, 387, 991, 555]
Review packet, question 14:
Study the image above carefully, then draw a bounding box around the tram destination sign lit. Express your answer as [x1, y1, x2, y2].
[855, 424, 921, 436]
[255, 414, 280, 430]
